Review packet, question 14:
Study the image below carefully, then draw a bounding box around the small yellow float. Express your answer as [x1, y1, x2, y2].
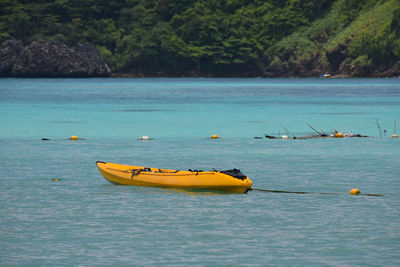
[334, 132, 343, 138]
[96, 161, 253, 193]
[349, 188, 361, 195]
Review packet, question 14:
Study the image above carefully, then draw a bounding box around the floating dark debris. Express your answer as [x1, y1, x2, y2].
[261, 124, 369, 140]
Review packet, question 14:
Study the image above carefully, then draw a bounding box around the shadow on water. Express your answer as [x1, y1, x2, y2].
[99, 183, 240, 196]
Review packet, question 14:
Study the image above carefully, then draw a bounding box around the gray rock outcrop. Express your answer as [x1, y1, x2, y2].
[0, 39, 111, 77]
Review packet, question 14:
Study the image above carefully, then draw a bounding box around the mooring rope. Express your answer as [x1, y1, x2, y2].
[250, 188, 383, 196]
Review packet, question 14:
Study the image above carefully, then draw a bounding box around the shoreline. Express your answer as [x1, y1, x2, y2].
[2, 74, 399, 78]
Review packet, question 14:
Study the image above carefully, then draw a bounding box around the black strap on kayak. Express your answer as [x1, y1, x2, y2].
[188, 169, 203, 175]
[130, 168, 152, 179]
[131, 169, 137, 179]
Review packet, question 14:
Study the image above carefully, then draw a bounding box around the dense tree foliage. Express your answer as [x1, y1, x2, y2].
[1, 0, 399, 76]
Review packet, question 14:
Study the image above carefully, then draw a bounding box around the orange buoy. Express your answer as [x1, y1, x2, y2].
[211, 134, 219, 139]
[349, 188, 361, 195]
[335, 132, 343, 138]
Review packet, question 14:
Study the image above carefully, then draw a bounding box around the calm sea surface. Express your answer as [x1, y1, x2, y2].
[0, 78, 399, 266]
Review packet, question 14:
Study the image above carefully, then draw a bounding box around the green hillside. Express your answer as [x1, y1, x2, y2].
[267, 0, 400, 76]
[1, 0, 399, 77]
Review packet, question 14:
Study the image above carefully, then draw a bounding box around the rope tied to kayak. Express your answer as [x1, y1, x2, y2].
[250, 188, 383, 196]
[251, 188, 337, 194]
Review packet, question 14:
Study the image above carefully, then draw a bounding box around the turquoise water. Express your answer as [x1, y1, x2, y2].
[1, 78, 399, 265]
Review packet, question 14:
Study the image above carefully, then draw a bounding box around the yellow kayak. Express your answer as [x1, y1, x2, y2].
[96, 161, 253, 193]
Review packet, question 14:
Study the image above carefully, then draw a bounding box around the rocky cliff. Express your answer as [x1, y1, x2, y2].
[0, 39, 111, 77]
